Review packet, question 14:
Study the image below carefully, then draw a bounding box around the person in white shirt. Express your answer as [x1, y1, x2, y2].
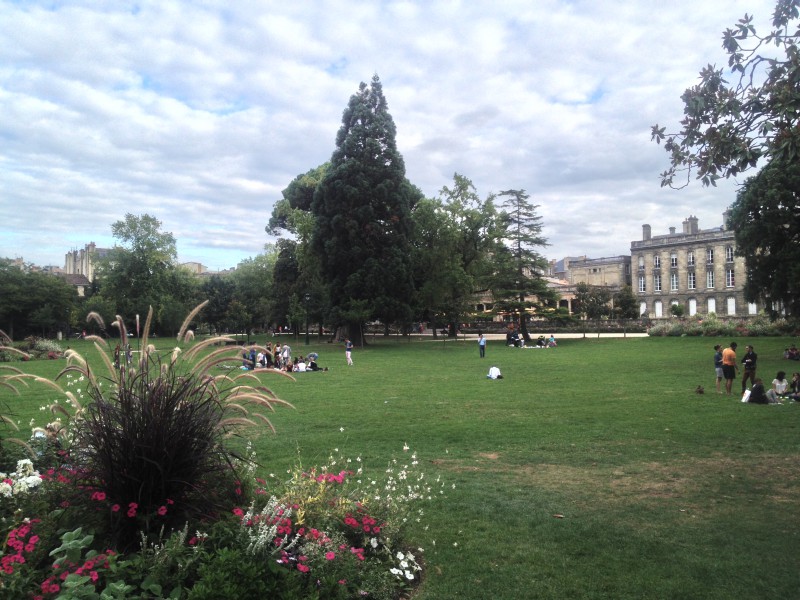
[766, 371, 789, 403]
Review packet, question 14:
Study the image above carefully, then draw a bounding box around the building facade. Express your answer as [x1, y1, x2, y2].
[64, 242, 109, 283]
[631, 214, 757, 318]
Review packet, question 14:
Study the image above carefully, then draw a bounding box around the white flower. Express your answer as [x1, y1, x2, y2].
[396, 551, 405, 560]
[405, 570, 415, 580]
[403, 443, 409, 451]
[390, 568, 402, 576]
[370, 537, 378, 549]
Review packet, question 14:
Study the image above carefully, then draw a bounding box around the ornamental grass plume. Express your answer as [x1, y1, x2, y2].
[24, 303, 293, 550]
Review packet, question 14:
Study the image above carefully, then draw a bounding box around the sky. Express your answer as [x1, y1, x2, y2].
[0, 0, 781, 272]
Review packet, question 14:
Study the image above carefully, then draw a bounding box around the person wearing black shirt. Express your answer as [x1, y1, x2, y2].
[741, 344, 758, 394]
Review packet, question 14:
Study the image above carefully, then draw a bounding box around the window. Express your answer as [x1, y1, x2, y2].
[687, 251, 695, 266]
[707, 271, 715, 288]
[708, 297, 717, 314]
[706, 248, 714, 264]
[688, 272, 696, 290]
[670, 252, 677, 268]
[654, 274, 661, 292]
[653, 255, 660, 268]
[638, 256, 645, 271]
[726, 269, 735, 287]
[727, 297, 736, 315]
[638, 275, 646, 292]
[748, 302, 758, 315]
[689, 298, 697, 316]
[726, 246, 734, 262]
[654, 300, 663, 318]
[670, 272, 678, 291]
[639, 301, 647, 317]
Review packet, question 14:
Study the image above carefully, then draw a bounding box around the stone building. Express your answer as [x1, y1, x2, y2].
[631, 213, 757, 318]
[64, 242, 109, 283]
[567, 255, 631, 289]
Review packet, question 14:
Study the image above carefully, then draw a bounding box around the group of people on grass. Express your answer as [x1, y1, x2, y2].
[714, 341, 800, 404]
[479, 332, 557, 355]
[241, 343, 326, 372]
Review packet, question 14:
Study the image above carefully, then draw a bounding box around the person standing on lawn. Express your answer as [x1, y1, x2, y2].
[741, 344, 758, 393]
[713, 344, 724, 393]
[345, 338, 354, 366]
[721, 341, 738, 396]
[478, 333, 486, 358]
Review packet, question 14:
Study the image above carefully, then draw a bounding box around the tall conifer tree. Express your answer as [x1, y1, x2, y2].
[312, 75, 420, 343]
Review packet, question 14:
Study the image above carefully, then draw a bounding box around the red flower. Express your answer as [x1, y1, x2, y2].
[157, 506, 167, 516]
[325, 551, 336, 561]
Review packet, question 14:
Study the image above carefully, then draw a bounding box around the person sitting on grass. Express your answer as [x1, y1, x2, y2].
[747, 378, 770, 404]
[787, 372, 800, 401]
[767, 371, 790, 404]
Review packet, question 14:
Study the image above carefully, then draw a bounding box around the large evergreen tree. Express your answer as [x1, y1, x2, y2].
[491, 189, 553, 343]
[311, 75, 421, 343]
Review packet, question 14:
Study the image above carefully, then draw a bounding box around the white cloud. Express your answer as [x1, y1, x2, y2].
[0, 0, 777, 271]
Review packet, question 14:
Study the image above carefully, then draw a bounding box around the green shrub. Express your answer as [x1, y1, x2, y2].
[188, 547, 302, 599]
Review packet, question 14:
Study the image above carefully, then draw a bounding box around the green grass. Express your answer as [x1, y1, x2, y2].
[3, 335, 800, 599]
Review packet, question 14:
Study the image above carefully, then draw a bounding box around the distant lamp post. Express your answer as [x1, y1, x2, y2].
[304, 293, 311, 346]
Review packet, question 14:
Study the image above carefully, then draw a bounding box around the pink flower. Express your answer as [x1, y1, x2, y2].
[297, 564, 310, 573]
[232, 507, 244, 517]
[325, 551, 336, 561]
[90, 571, 99, 582]
[157, 506, 167, 516]
[111, 504, 120, 512]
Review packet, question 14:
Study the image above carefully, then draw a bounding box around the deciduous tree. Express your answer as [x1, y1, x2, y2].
[729, 160, 800, 317]
[652, 0, 800, 187]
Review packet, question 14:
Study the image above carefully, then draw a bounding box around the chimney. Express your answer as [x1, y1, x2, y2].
[688, 215, 699, 233]
[722, 209, 731, 230]
[682, 218, 690, 234]
[643, 224, 651, 241]
[669, 227, 676, 235]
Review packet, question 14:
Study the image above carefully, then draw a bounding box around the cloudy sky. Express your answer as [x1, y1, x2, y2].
[0, 0, 779, 271]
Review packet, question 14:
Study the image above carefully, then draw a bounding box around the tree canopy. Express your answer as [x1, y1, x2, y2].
[652, 0, 800, 187]
[94, 213, 192, 334]
[491, 189, 552, 342]
[729, 160, 800, 317]
[311, 74, 421, 343]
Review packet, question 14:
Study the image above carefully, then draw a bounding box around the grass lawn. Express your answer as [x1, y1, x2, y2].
[4, 334, 800, 599]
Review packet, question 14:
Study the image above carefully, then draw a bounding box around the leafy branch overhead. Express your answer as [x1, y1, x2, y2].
[652, 0, 800, 187]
